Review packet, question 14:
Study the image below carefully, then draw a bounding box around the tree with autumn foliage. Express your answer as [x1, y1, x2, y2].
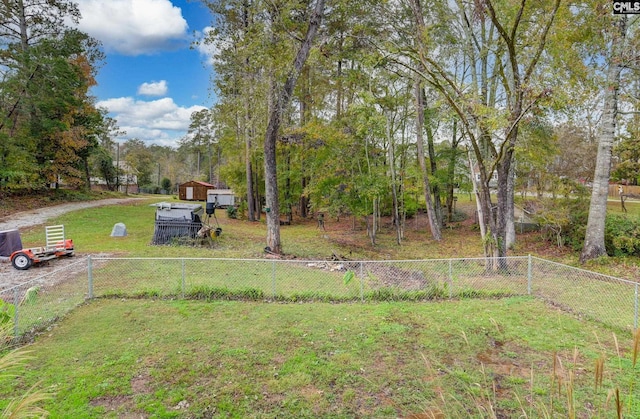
[0, 0, 111, 192]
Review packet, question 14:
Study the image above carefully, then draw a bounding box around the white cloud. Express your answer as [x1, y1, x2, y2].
[97, 96, 207, 145]
[76, 0, 189, 55]
[138, 80, 168, 96]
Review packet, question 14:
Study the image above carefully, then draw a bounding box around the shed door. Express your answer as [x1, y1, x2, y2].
[186, 187, 194, 200]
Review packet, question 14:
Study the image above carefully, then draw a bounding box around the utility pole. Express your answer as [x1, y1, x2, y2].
[115, 143, 120, 192]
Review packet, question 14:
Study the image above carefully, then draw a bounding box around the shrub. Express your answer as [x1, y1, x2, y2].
[449, 209, 468, 223]
[161, 177, 172, 191]
[227, 206, 238, 219]
[535, 199, 640, 256]
[605, 214, 640, 256]
[533, 197, 588, 249]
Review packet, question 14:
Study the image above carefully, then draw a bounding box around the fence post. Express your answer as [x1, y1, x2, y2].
[13, 287, 19, 337]
[448, 260, 453, 299]
[359, 262, 364, 303]
[635, 283, 638, 331]
[271, 261, 276, 298]
[88, 255, 93, 299]
[527, 255, 532, 296]
[181, 259, 186, 298]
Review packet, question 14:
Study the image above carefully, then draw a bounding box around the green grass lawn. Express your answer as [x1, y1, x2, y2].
[12, 194, 638, 266]
[14, 196, 488, 260]
[5, 194, 640, 417]
[610, 197, 640, 216]
[3, 297, 640, 418]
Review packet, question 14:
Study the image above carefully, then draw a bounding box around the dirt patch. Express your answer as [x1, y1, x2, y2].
[0, 252, 117, 292]
[131, 372, 154, 395]
[90, 395, 144, 418]
[367, 264, 428, 290]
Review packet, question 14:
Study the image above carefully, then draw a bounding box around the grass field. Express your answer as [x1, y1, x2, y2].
[3, 194, 640, 417]
[13, 195, 491, 260]
[3, 298, 640, 418]
[13, 194, 640, 264]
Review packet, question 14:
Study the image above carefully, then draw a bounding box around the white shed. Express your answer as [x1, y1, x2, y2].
[207, 189, 236, 208]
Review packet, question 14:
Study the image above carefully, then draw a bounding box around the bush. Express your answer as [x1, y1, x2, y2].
[533, 197, 588, 249]
[562, 200, 589, 250]
[536, 199, 640, 256]
[227, 206, 238, 219]
[161, 178, 172, 191]
[605, 214, 640, 256]
[449, 209, 468, 223]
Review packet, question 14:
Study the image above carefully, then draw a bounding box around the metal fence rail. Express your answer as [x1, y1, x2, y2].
[152, 220, 203, 245]
[1, 255, 638, 338]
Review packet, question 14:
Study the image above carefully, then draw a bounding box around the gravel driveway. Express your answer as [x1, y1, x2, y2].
[0, 198, 145, 288]
[0, 198, 145, 231]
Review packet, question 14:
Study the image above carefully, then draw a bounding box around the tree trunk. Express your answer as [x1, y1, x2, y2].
[336, 58, 343, 118]
[285, 149, 292, 224]
[414, 80, 442, 241]
[299, 66, 310, 219]
[445, 120, 459, 223]
[386, 113, 401, 245]
[409, 0, 441, 241]
[581, 16, 626, 263]
[245, 107, 255, 221]
[264, 0, 325, 254]
[495, 159, 511, 261]
[243, 0, 255, 222]
[506, 146, 516, 250]
[254, 158, 261, 221]
[246, 154, 255, 220]
[468, 148, 487, 245]
[424, 97, 443, 226]
[300, 177, 309, 218]
[83, 156, 91, 191]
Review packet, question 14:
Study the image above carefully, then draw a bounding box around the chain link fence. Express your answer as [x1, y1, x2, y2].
[1, 256, 638, 338]
[0, 259, 89, 337]
[86, 256, 531, 302]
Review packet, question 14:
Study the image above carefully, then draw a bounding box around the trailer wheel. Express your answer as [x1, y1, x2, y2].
[11, 252, 32, 270]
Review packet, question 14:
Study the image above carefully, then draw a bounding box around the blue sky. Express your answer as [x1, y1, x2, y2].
[75, 0, 216, 147]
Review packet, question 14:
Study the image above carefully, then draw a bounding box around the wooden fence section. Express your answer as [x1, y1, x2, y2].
[608, 184, 640, 197]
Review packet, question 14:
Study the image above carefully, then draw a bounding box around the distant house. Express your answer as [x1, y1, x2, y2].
[178, 180, 215, 201]
[470, 164, 498, 189]
[91, 161, 139, 193]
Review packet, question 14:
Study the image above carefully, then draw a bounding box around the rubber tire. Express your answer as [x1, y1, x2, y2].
[11, 252, 32, 270]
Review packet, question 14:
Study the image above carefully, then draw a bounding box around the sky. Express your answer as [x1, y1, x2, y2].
[75, 0, 217, 148]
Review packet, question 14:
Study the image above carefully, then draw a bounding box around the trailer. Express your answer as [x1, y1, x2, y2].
[150, 202, 204, 245]
[10, 225, 74, 270]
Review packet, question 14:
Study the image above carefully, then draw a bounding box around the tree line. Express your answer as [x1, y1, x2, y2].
[0, 1, 219, 196]
[0, 0, 109, 191]
[3, 0, 640, 264]
[196, 0, 640, 263]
